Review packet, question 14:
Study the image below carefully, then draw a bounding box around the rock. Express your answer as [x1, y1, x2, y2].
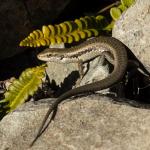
[0, 0, 70, 60]
[112, 0, 150, 70]
[46, 56, 110, 89]
[1, 96, 150, 150]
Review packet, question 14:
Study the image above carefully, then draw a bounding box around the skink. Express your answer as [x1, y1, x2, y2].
[31, 36, 149, 146]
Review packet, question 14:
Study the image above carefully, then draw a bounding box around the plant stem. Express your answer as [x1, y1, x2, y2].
[97, 1, 121, 14]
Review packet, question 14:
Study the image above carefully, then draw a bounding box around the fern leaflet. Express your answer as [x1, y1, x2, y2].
[0, 65, 46, 112]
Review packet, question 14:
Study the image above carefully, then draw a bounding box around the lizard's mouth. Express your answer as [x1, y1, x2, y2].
[37, 53, 46, 61]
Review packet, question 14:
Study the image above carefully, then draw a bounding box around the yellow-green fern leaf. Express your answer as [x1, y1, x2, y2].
[118, 4, 127, 12]
[70, 31, 80, 42]
[0, 65, 46, 112]
[74, 19, 84, 30]
[19, 15, 104, 47]
[110, 7, 122, 21]
[121, 0, 135, 8]
[103, 21, 115, 31]
[79, 17, 88, 29]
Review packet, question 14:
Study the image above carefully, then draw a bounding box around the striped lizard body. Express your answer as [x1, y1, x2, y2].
[31, 36, 140, 146]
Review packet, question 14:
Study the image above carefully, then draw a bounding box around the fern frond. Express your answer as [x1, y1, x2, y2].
[121, 0, 135, 8]
[110, 7, 122, 21]
[0, 65, 46, 112]
[110, 0, 135, 21]
[19, 15, 106, 47]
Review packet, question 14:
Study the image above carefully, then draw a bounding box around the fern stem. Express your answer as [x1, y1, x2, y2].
[97, 1, 120, 14]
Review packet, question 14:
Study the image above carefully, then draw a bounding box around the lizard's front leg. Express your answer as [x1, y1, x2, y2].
[75, 60, 84, 87]
[76, 54, 108, 87]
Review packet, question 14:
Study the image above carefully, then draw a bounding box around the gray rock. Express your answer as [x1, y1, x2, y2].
[1, 96, 150, 150]
[46, 56, 109, 89]
[113, 0, 150, 70]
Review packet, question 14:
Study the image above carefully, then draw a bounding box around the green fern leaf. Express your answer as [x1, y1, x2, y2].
[19, 15, 106, 47]
[103, 21, 115, 31]
[110, 7, 122, 21]
[109, 0, 134, 23]
[0, 65, 46, 112]
[118, 4, 127, 12]
[121, 0, 135, 8]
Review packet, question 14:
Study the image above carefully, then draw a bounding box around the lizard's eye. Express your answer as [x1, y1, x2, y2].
[47, 54, 51, 57]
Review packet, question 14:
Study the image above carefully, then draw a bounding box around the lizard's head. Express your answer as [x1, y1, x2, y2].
[37, 48, 65, 62]
[37, 48, 76, 63]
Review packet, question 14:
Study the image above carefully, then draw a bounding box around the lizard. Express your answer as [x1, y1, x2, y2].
[30, 36, 150, 146]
